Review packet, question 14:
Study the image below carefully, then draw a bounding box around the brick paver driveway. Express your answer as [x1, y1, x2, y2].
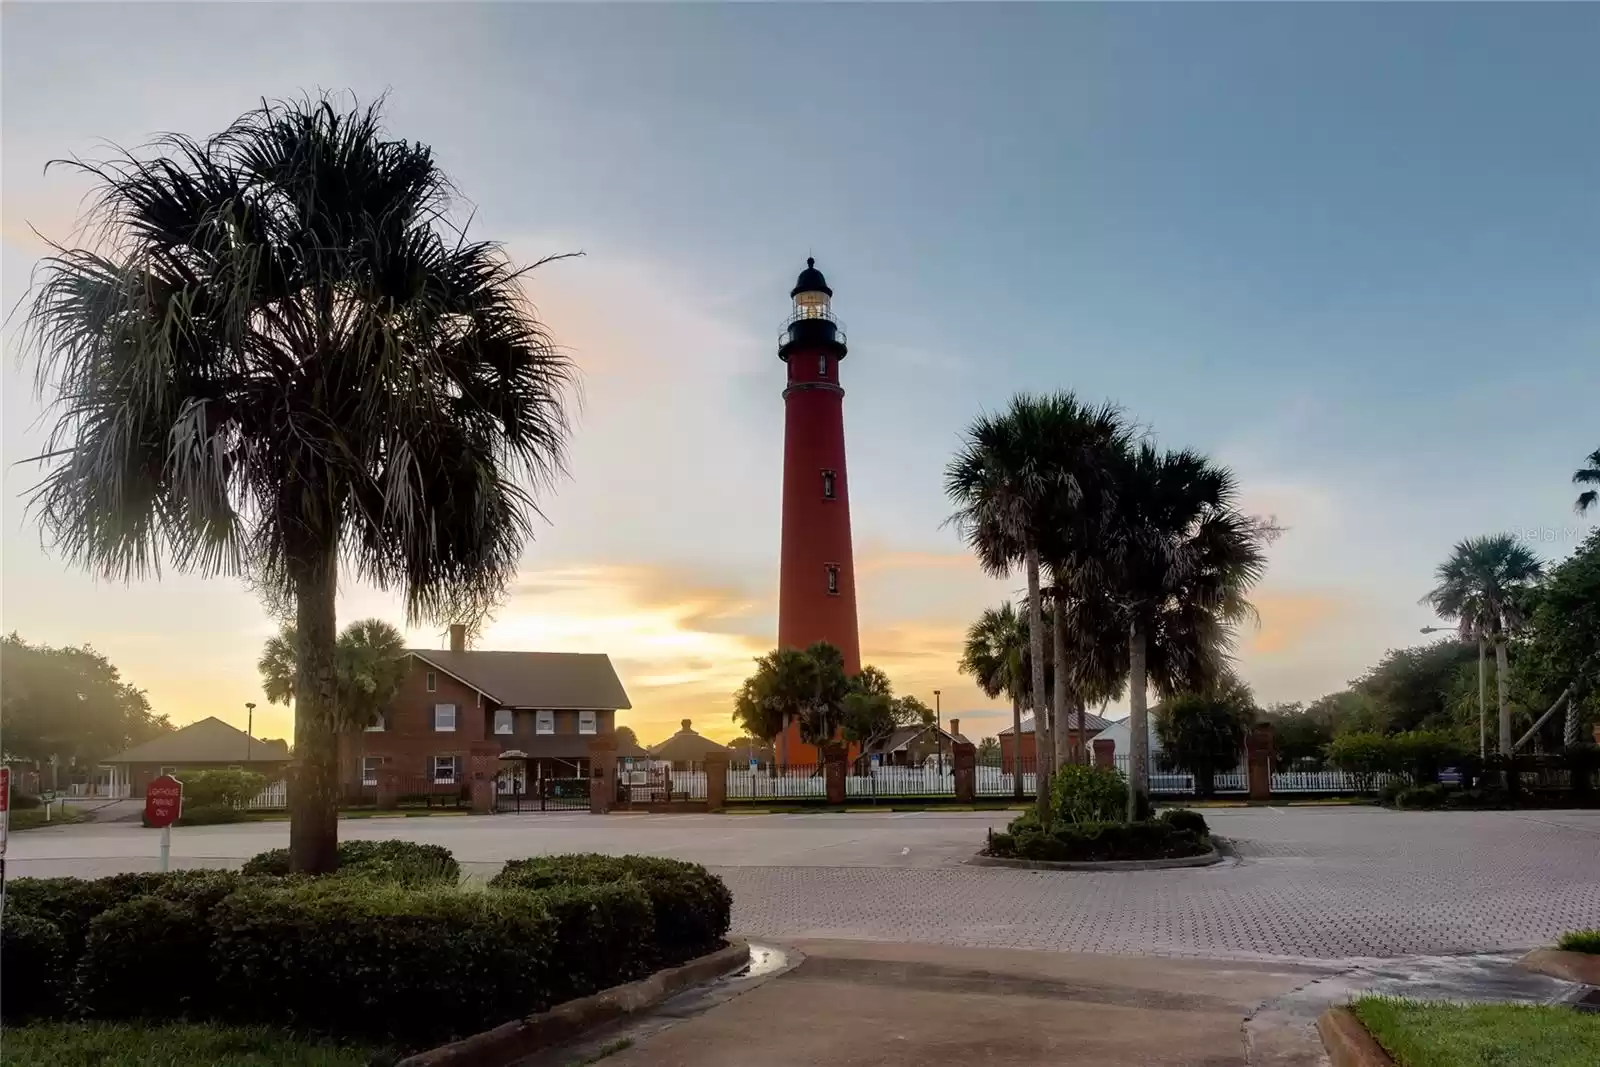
[13, 806, 1599, 963]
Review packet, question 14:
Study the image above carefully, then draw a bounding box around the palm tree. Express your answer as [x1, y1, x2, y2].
[1098, 445, 1270, 818]
[732, 642, 855, 768]
[959, 602, 1029, 798]
[946, 392, 1129, 814]
[1422, 534, 1544, 758]
[1047, 582, 1128, 767]
[21, 96, 575, 872]
[1575, 448, 1600, 516]
[258, 618, 409, 731]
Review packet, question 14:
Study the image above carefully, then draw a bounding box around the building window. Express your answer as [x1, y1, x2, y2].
[365, 712, 385, 733]
[432, 756, 458, 784]
[426, 671, 437, 692]
[494, 708, 514, 735]
[578, 710, 598, 735]
[433, 704, 457, 732]
[535, 710, 555, 735]
[361, 756, 385, 786]
[822, 469, 836, 499]
[825, 564, 840, 595]
[817, 353, 828, 377]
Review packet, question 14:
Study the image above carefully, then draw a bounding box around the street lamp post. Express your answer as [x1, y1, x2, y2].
[1421, 625, 1485, 760]
[933, 689, 943, 775]
[245, 702, 256, 761]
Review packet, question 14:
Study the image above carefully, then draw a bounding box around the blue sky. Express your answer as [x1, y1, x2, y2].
[3, 4, 1596, 744]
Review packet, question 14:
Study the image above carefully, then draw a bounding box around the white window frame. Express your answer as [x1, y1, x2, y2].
[365, 711, 386, 732]
[493, 708, 515, 735]
[432, 755, 458, 785]
[535, 709, 555, 735]
[825, 564, 840, 595]
[433, 703, 457, 732]
[817, 353, 828, 377]
[361, 756, 384, 786]
[426, 671, 437, 693]
[578, 710, 598, 736]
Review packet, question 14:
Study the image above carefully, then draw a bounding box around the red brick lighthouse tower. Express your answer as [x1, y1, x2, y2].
[777, 259, 860, 766]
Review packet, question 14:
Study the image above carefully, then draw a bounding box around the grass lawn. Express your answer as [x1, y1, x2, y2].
[1351, 996, 1600, 1067]
[3, 1022, 391, 1066]
[1558, 928, 1600, 954]
[7, 806, 89, 831]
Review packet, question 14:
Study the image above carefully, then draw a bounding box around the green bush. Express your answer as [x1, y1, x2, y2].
[1159, 808, 1209, 837]
[987, 818, 1210, 863]
[533, 882, 657, 1000]
[1389, 731, 1465, 784]
[1050, 764, 1128, 825]
[1557, 929, 1600, 954]
[10, 791, 43, 810]
[174, 769, 268, 809]
[170, 805, 245, 826]
[76, 896, 214, 1020]
[5, 878, 123, 969]
[240, 840, 459, 885]
[1394, 783, 1447, 810]
[490, 854, 731, 964]
[1326, 732, 1393, 791]
[1378, 779, 1407, 806]
[210, 881, 556, 1045]
[1, 914, 67, 1021]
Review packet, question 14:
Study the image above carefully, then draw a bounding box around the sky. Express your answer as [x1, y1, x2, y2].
[2, 4, 1596, 747]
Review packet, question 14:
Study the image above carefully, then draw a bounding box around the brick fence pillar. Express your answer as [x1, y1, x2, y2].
[1246, 722, 1274, 802]
[588, 734, 617, 814]
[952, 740, 976, 803]
[1092, 738, 1115, 769]
[704, 749, 729, 811]
[375, 765, 402, 810]
[468, 741, 501, 814]
[823, 742, 847, 805]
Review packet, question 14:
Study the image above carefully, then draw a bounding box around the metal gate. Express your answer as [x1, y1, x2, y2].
[495, 768, 590, 812]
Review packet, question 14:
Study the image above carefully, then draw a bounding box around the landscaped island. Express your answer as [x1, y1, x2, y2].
[0, 841, 733, 1065]
[981, 765, 1215, 864]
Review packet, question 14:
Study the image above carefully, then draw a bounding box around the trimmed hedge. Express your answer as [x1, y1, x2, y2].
[531, 882, 657, 1001]
[1050, 764, 1128, 825]
[1, 914, 67, 1021]
[489, 854, 732, 964]
[1159, 808, 1209, 837]
[76, 897, 214, 1020]
[1394, 783, 1447, 809]
[211, 881, 556, 1045]
[172, 805, 246, 826]
[240, 839, 459, 885]
[987, 818, 1210, 862]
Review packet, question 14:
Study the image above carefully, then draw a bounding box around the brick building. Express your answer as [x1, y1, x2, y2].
[337, 626, 642, 801]
[102, 716, 290, 798]
[997, 710, 1113, 773]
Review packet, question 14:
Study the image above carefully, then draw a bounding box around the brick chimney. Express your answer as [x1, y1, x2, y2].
[681, 719, 692, 733]
[949, 718, 960, 739]
[449, 624, 466, 653]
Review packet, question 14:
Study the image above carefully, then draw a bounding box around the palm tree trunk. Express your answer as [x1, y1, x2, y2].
[288, 547, 341, 874]
[1477, 637, 1487, 760]
[1052, 600, 1070, 769]
[1011, 692, 1023, 799]
[1127, 620, 1150, 822]
[1076, 698, 1089, 766]
[1494, 637, 1512, 757]
[1025, 546, 1051, 819]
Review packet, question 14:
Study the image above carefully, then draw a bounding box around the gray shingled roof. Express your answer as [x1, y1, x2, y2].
[997, 711, 1112, 736]
[410, 650, 631, 710]
[649, 720, 729, 763]
[104, 717, 290, 764]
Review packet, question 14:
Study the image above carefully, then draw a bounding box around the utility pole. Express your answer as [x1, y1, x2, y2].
[934, 689, 943, 775]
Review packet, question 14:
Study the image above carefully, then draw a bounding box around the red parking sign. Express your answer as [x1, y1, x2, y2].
[144, 775, 183, 828]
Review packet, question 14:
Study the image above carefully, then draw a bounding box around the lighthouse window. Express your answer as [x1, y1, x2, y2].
[822, 470, 837, 499]
[825, 564, 840, 595]
[818, 354, 828, 377]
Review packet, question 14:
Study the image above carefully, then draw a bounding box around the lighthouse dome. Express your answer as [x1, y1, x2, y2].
[790, 257, 833, 299]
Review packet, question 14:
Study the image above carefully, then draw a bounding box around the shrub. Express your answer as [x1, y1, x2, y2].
[1159, 808, 1209, 837]
[987, 819, 1210, 863]
[1388, 731, 1465, 784]
[175, 769, 268, 809]
[1326, 732, 1394, 791]
[1394, 783, 1447, 810]
[10, 791, 43, 810]
[1558, 929, 1600, 954]
[5, 878, 123, 969]
[490, 854, 731, 964]
[1378, 779, 1407, 806]
[240, 839, 459, 884]
[76, 896, 214, 1020]
[210, 881, 556, 1045]
[533, 882, 657, 1000]
[1, 914, 67, 1021]
[171, 805, 245, 826]
[1050, 764, 1128, 825]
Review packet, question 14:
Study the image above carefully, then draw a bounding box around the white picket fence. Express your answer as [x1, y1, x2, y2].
[243, 780, 289, 810]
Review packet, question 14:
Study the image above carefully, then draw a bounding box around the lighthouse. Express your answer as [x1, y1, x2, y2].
[776, 258, 860, 766]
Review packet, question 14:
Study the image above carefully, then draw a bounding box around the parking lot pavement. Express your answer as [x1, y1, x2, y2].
[9, 807, 1599, 962]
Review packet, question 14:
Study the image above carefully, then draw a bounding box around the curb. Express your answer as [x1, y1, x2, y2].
[1518, 947, 1600, 986]
[967, 846, 1223, 872]
[397, 940, 751, 1067]
[1316, 1007, 1396, 1067]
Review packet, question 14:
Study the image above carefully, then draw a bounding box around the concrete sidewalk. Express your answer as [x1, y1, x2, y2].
[583, 940, 1331, 1067]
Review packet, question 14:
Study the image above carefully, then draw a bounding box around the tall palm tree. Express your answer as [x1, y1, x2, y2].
[1047, 582, 1128, 766]
[732, 642, 854, 768]
[1575, 447, 1600, 516]
[21, 96, 575, 872]
[946, 392, 1129, 813]
[959, 602, 1029, 798]
[258, 618, 409, 731]
[1422, 534, 1544, 757]
[1099, 445, 1269, 818]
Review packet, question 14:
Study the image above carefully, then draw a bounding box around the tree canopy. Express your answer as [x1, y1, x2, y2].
[1, 634, 172, 768]
[257, 619, 409, 731]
